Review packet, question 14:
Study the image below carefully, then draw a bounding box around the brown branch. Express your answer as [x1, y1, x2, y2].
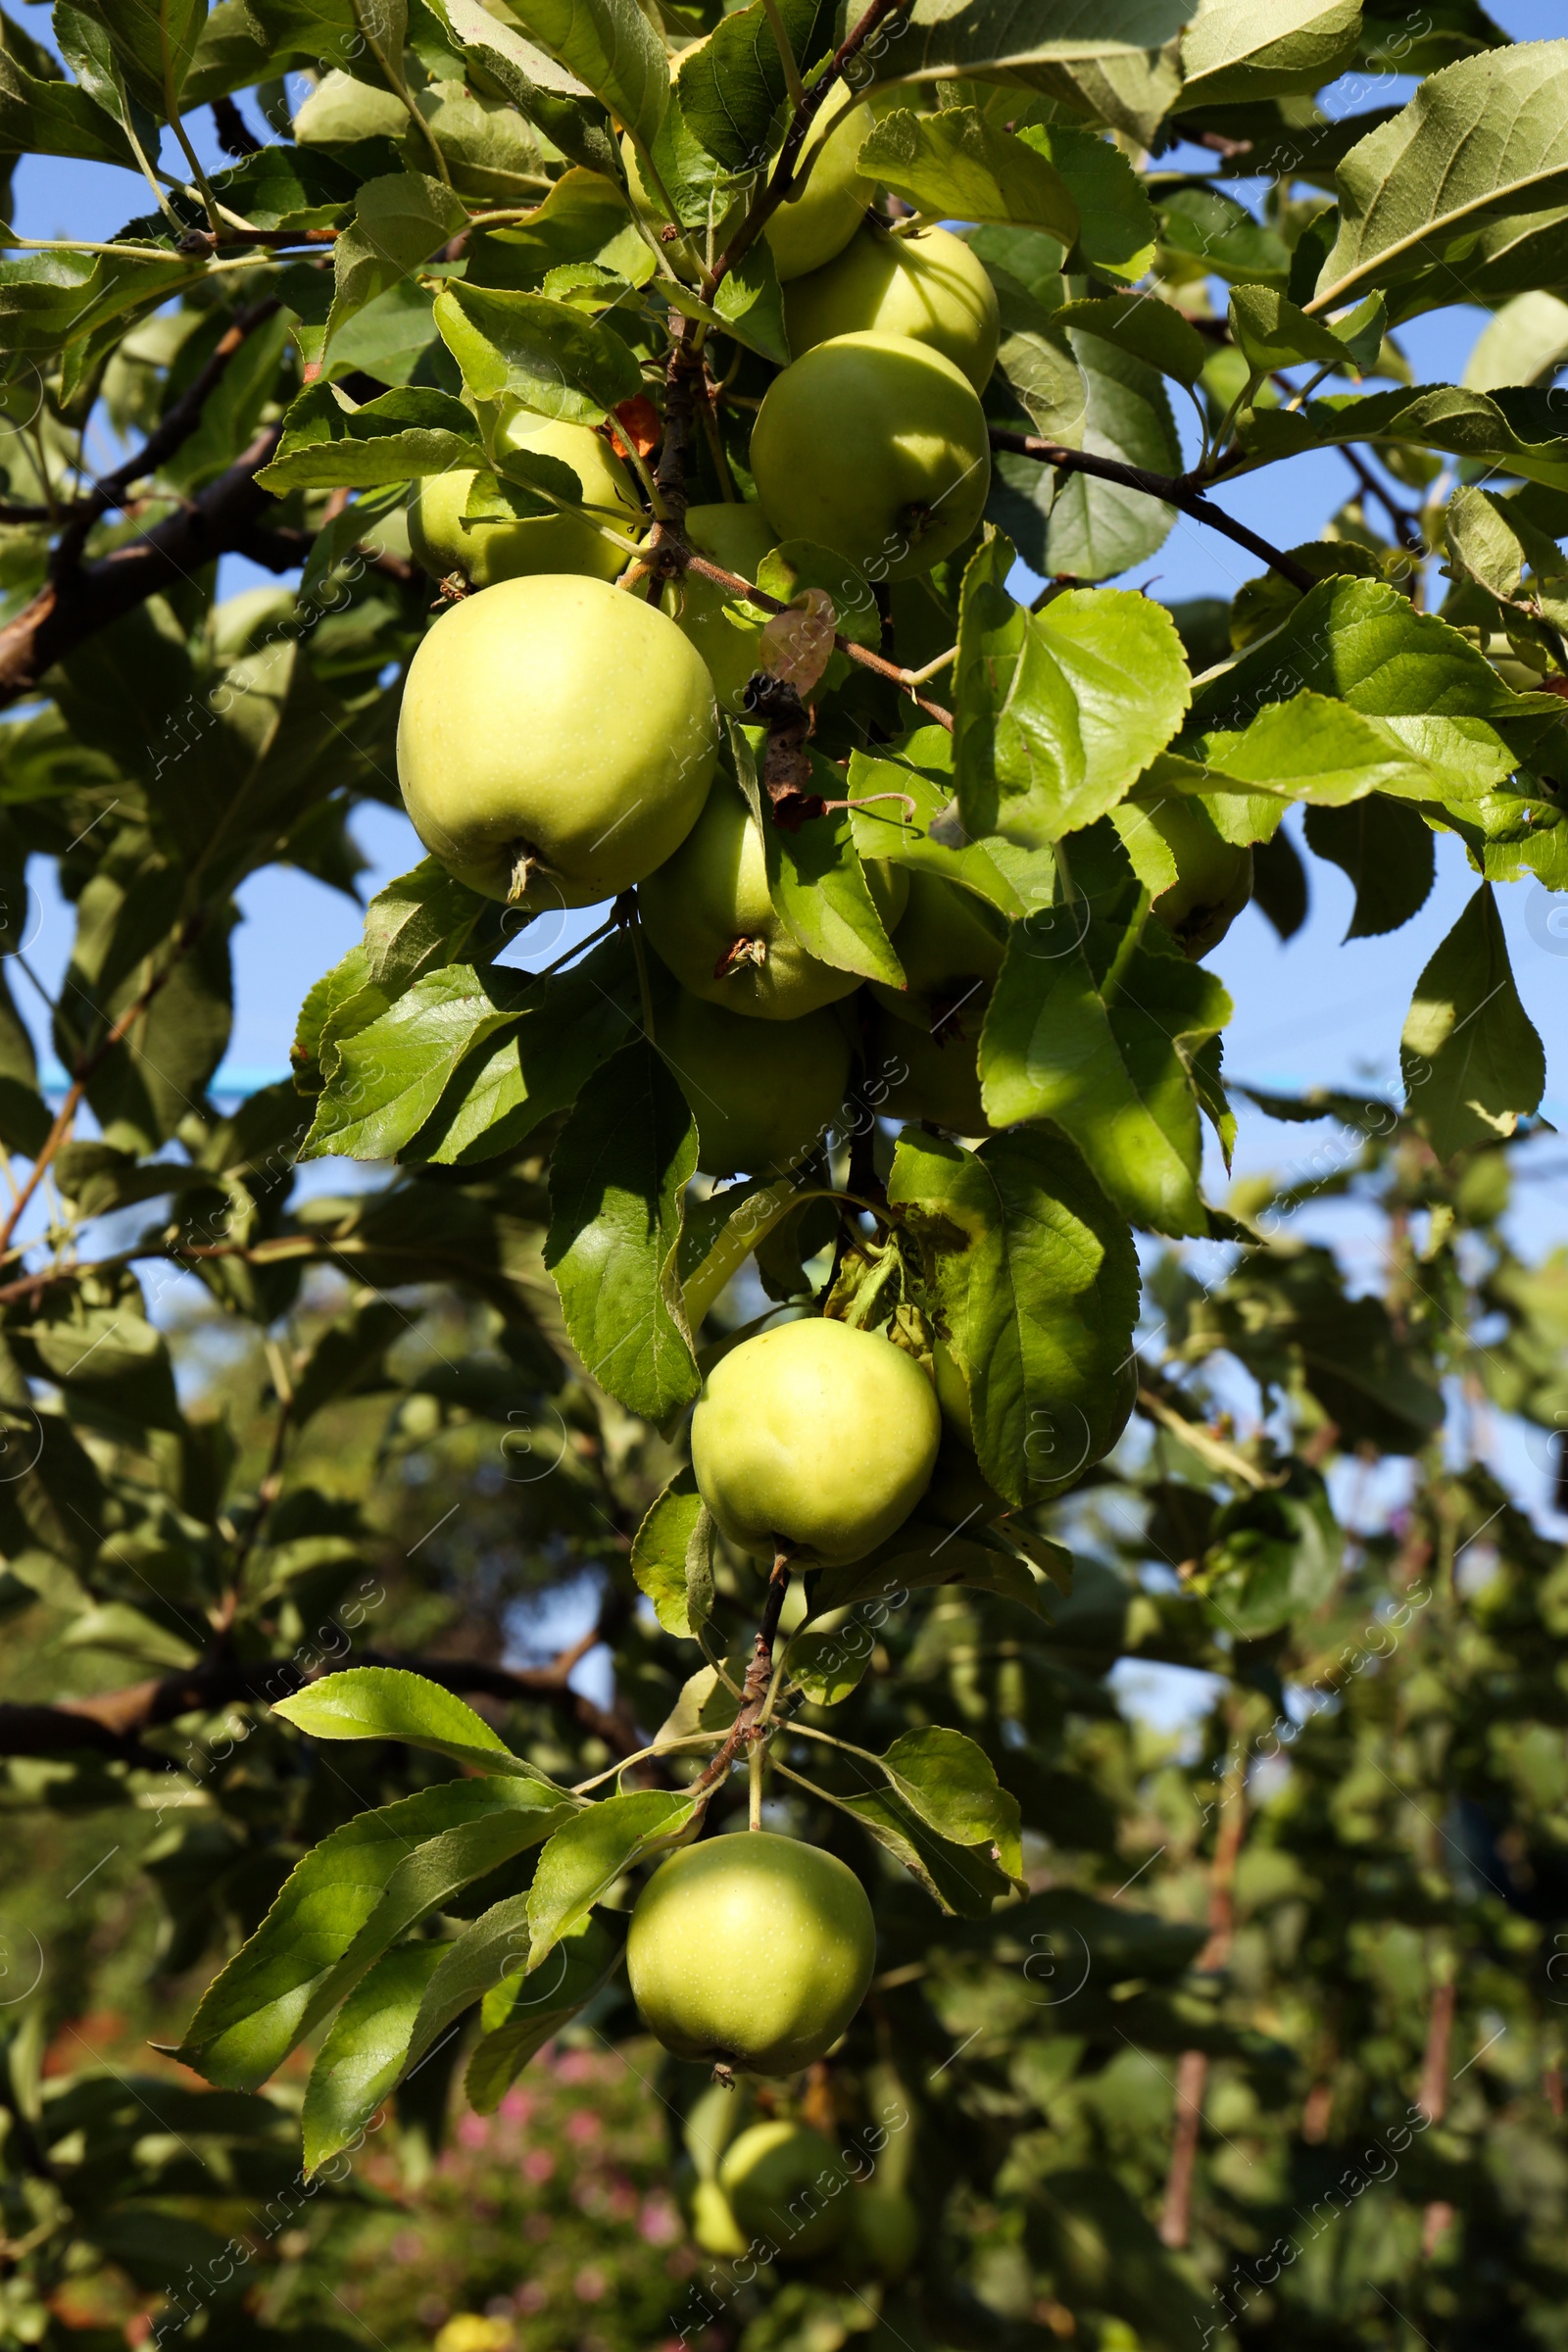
[682, 550, 953, 729]
[1159, 1734, 1248, 2249]
[989, 426, 1318, 593]
[0, 916, 204, 1261]
[686, 1549, 794, 1804]
[709, 0, 911, 299]
[0, 423, 284, 710]
[51, 298, 281, 575]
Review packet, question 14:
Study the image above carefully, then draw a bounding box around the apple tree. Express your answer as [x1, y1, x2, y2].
[1, 0, 1567, 2344]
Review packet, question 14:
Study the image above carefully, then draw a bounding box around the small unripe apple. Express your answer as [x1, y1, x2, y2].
[870, 872, 1007, 1030]
[669, 503, 778, 715]
[408, 414, 640, 589]
[691, 1317, 941, 1564]
[638, 781, 906, 1020]
[719, 2120, 854, 2259]
[844, 2184, 920, 2279]
[661, 990, 850, 1176]
[1134, 792, 1253, 956]
[751, 333, 991, 582]
[626, 1831, 876, 2076]
[397, 575, 717, 906]
[785, 222, 1001, 392]
[762, 81, 874, 282]
[869, 1001, 992, 1137]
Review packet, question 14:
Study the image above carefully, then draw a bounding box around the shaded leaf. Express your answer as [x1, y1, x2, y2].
[1400, 882, 1545, 1159]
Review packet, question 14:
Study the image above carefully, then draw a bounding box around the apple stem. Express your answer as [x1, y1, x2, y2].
[749, 1733, 764, 1831]
[688, 1547, 794, 1806]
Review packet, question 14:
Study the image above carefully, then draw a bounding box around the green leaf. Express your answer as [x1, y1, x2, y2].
[1054, 294, 1208, 387]
[887, 1127, 1142, 1506]
[838, 1787, 1013, 1918]
[808, 1522, 1056, 1618]
[405, 1891, 531, 2074]
[433, 281, 642, 422]
[0, 38, 135, 165]
[503, 0, 668, 149]
[1301, 798, 1436, 939]
[1198, 1468, 1343, 1639]
[1227, 284, 1359, 373]
[362, 858, 494, 992]
[710, 239, 790, 368]
[324, 172, 467, 360]
[992, 331, 1181, 581]
[87, 0, 210, 116]
[955, 539, 1191, 846]
[272, 1665, 564, 1784]
[175, 1779, 564, 2089]
[466, 1915, 620, 2111]
[1463, 288, 1568, 390]
[762, 783, 906, 990]
[858, 108, 1079, 241]
[1400, 883, 1545, 1160]
[302, 1942, 444, 2176]
[1240, 380, 1568, 492]
[847, 753, 1025, 918]
[782, 1625, 872, 1707]
[407, 931, 645, 1166]
[891, 0, 1190, 82]
[1179, 695, 1501, 810]
[441, 0, 618, 178]
[524, 1791, 696, 1971]
[980, 914, 1233, 1239]
[1022, 126, 1157, 284]
[1174, 0, 1360, 114]
[257, 381, 483, 492]
[631, 1467, 713, 1640]
[879, 1726, 1024, 1882]
[675, 0, 834, 173]
[302, 963, 533, 1161]
[1157, 182, 1292, 287]
[1314, 42, 1568, 314]
[544, 1038, 701, 1421]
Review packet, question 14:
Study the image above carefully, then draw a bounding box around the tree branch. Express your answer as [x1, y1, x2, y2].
[988, 427, 1318, 593]
[682, 549, 954, 729]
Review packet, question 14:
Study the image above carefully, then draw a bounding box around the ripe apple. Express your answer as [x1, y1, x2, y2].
[409, 415, 641, 589]
[638, 781, 906, 1020]
[691, 1317, 941, 1564]
[785, 222, 1001, 392]
[670, 503, 778, 716]
[844, 2184, 920, 2279]
[719, 2120, 854, 2259]
[868, 1000, 992, 1137]
[751, 333, 991, 582]
[1134, 791, 1254, 956]
[661, 990, 850, 1176]
[626, 1831, 877, 2077]
[397, 575, 717, 906]
[870, 872, 1007, 1030]
[762, 81, 874, 281]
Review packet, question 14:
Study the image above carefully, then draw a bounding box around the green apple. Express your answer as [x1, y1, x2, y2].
[669, 502, 778, 716]
[922, 1435, 1010, 1531]
[719, 2120, 855, 2259]
[844, 2184, 920, 2279]
[626, 1831, 877, 2077]
[1133, 790, 1253, 956]
[691, 1317, 941, 1564]
[785, 222, 1000, 392]
[397, 575, 717, 907]
[409, 415, 641, 589]
[870, 871, 1007, 1030]
[868, 1000, 992, 1136]
[762, 81, 875, 282]
[638, 781, 906, 1019]
[691, 2180, 750, 2256]
[662, 991, 850, 1177]
[750, 333, 991, 582]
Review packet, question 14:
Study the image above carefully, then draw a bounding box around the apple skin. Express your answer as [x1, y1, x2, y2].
[751, 333, 991, 583]
[785, 222, 1001, 393]
[691, 1317, 941, 1565]
[870, 872, 1007, 1030]
[626, 1831, 876, 2078]
[691, 2180, 750, 2257]
[762, 81, 874, 281]
[638, 781, 906, 1019]
[408, 415, 640, 589]
[662, 990, 850, 1176]
[669, 503, 778, 716]
[718, 2120, 854, 2259]
[1135, 791, 1254, 956]
[844, 2185, 921, 2279]
[868, 999, 992, 1137]
[397, 575, 717, 907]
